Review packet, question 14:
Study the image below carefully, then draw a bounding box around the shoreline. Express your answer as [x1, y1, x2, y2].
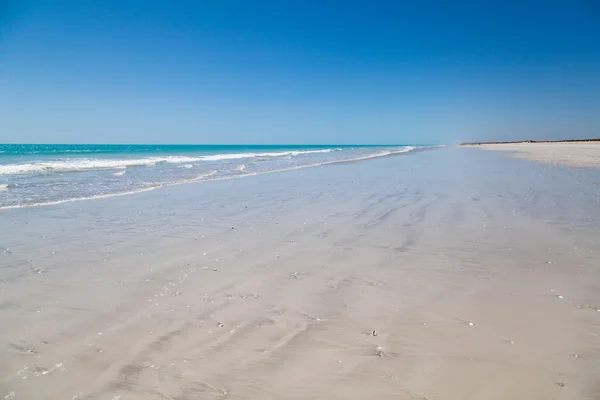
[0, 146, 429, 211]
[461, 138, 600, 145]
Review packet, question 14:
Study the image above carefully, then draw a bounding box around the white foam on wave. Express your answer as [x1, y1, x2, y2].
[0, 156, 202, 175]
[0, 149, 334, 175]
[236, 164, 247, 172]
[112, 170, 126, 177]
[195, 149, 333, 161]
[0, 184, 8, 190]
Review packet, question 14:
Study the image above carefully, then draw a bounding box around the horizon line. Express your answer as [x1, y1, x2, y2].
[0, 143, 440, 146]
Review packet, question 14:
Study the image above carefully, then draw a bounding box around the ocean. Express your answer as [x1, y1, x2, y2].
[0, 144, 423, 209]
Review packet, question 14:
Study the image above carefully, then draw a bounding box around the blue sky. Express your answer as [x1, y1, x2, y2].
[1, 0, 599, 144]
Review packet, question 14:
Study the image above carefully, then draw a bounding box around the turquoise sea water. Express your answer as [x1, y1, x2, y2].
[0, 144, 424, 209]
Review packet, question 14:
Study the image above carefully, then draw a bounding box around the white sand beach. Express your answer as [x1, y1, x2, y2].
[467, 142, 600, 168]
[1, 147, 599, 399]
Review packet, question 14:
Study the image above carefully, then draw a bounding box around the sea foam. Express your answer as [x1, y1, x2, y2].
[0, 149, 334, 175]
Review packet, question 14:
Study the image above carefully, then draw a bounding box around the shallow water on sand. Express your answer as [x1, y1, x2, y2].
[0, 148, 599, 399]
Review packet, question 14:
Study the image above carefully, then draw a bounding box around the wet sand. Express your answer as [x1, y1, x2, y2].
[1, 148, 599, 399]
[466, 142, 600, 167]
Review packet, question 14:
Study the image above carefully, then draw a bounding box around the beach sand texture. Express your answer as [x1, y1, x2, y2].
[1, 148, 600, 399]
[468, 142, 600, 168]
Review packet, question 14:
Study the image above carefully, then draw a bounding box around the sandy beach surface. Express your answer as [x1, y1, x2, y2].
[467, 142, 600, 168]
[1, 147, 600, 399]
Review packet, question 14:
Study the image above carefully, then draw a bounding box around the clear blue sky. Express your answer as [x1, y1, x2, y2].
[1, 0, 599, 144]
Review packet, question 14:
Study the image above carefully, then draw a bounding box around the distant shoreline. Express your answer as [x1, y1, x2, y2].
[461, 138, 600, 146]
[461, 139, 600, 168]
